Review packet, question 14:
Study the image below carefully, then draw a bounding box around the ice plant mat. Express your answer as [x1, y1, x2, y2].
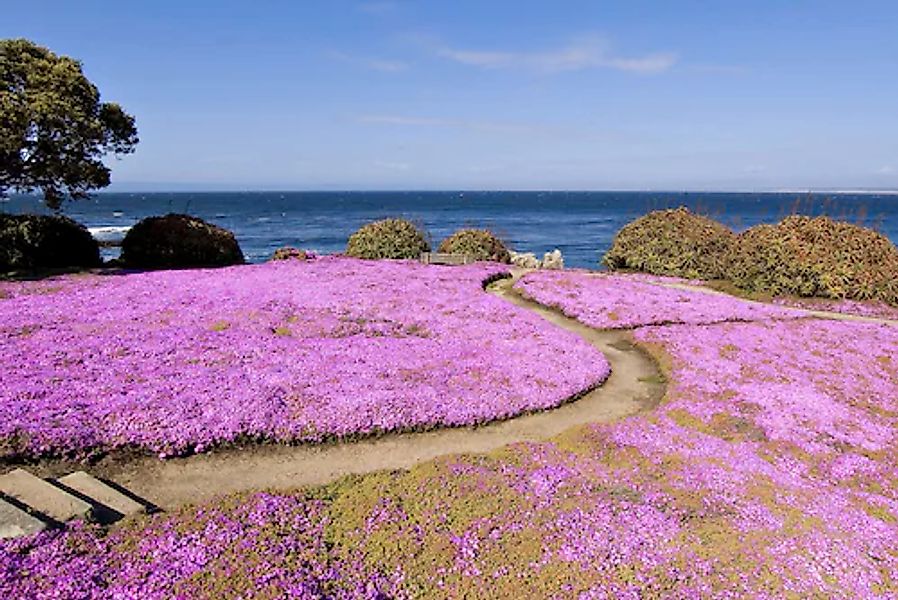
[3, 267, 898, 597]
[0, 258, 610, 460]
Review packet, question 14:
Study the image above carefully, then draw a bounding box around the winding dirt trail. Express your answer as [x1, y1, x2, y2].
[544, 269, 898, 327]
[659, 281, 898, 326]
[77, 276, 664, 510]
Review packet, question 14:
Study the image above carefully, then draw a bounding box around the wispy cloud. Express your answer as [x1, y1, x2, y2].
[877, 165, 895, 174]
[362, 58, 408, 72]
[329, 51, 408, 72]
[356, 114, 622, 142]
[373, 160, 411, 171]
[359, 115, 447, 127]
[357, 114, 551, 135]
[435, 35, 677, 74]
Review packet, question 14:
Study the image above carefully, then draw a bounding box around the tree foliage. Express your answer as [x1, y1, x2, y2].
[0, 38, 138, 209]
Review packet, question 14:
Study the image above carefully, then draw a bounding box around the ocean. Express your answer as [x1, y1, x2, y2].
[4, 191, 898, 269]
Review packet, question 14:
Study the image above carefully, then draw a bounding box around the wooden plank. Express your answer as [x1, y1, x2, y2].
[57, 472, 146, 522]
[0, 497, 47, 539]
[420, 252, 474, 266]
[0, 469, 93, 523]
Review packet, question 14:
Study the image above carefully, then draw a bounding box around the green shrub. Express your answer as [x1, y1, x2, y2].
[726, 215, 898, 304]
[602, 207, 735, 279]
[438, 229, 510, 263]
[121, 214, 244, 269]
[345, 218, 430, 260]
[270, 246, 315, 261]
[0, 213, 100, 272]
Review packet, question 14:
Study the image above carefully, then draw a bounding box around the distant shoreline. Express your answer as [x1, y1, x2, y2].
[772, 189, 898, 196]
[7, 188, 898, 196]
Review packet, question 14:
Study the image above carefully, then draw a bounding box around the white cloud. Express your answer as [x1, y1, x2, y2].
[356, 114, 552, 135]
[436, 35, 676, 74]
[436, 49, 515, 69]
[359, 115, 447, 126]
[355, 114, 628, 144]
[362, 58, 408, 72]
[877, 165, 895, 174]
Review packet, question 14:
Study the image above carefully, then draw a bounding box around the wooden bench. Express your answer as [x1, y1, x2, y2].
[420, 252, 475, 266]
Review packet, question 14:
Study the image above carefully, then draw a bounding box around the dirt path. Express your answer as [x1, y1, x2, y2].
[546, 268, 898, 327]
[658, 281, 898, 326]
[84, 276, 664, 510]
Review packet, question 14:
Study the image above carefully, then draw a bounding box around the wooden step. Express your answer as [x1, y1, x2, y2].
[420, 252, 474, 266]
[0, 469, 92, 523]
[0, 497, 47, 539]
[56, 471, 145, 523]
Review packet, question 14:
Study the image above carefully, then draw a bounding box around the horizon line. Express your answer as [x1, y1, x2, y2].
[8, 187, 898, 197]
[96, 187, 898, 195]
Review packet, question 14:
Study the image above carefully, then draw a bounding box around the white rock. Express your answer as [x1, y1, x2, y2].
[541, 249, 564, 270]
[509, 251, 540, 269]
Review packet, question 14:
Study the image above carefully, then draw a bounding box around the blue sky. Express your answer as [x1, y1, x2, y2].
[5, 1, 898, 191]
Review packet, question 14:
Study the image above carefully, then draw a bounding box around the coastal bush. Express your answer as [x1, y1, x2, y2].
[602, 207, 735, 280]
[438, 228, 511, 263]
[345, 218, 430, 260]
[121, 213, 244, 269]
[726, 215, 898, 304]
[270, 246, 314, 261]
[0, 213, 101, 272]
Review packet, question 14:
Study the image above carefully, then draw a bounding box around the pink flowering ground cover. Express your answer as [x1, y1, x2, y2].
[515, 269, 806, 329]
[0, 493, 404, 598]
[0, 258, 609, 459]
[773, 296, 898, 321]
[3, 270, 897, 597]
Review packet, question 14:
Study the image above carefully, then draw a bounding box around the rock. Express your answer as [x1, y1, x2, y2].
[541, 249, 564, 270]
[509, 251, 540, 269]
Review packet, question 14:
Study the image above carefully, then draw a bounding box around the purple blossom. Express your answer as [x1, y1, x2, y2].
[3, 268, 897, 597]
[773, 296, 898, 320]
[0, 258, 609, 459]
[515, 270, 806, 328]
[0, 494, 403, 598]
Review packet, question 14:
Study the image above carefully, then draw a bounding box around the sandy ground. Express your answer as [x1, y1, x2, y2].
[39, 275, 662, 510]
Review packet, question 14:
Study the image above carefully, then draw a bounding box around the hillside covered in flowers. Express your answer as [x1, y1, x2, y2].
[2, 265, 897, 597]
[0, 258, 608, 460]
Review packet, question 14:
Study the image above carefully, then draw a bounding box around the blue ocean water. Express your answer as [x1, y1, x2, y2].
[4, 191, 898, 269]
